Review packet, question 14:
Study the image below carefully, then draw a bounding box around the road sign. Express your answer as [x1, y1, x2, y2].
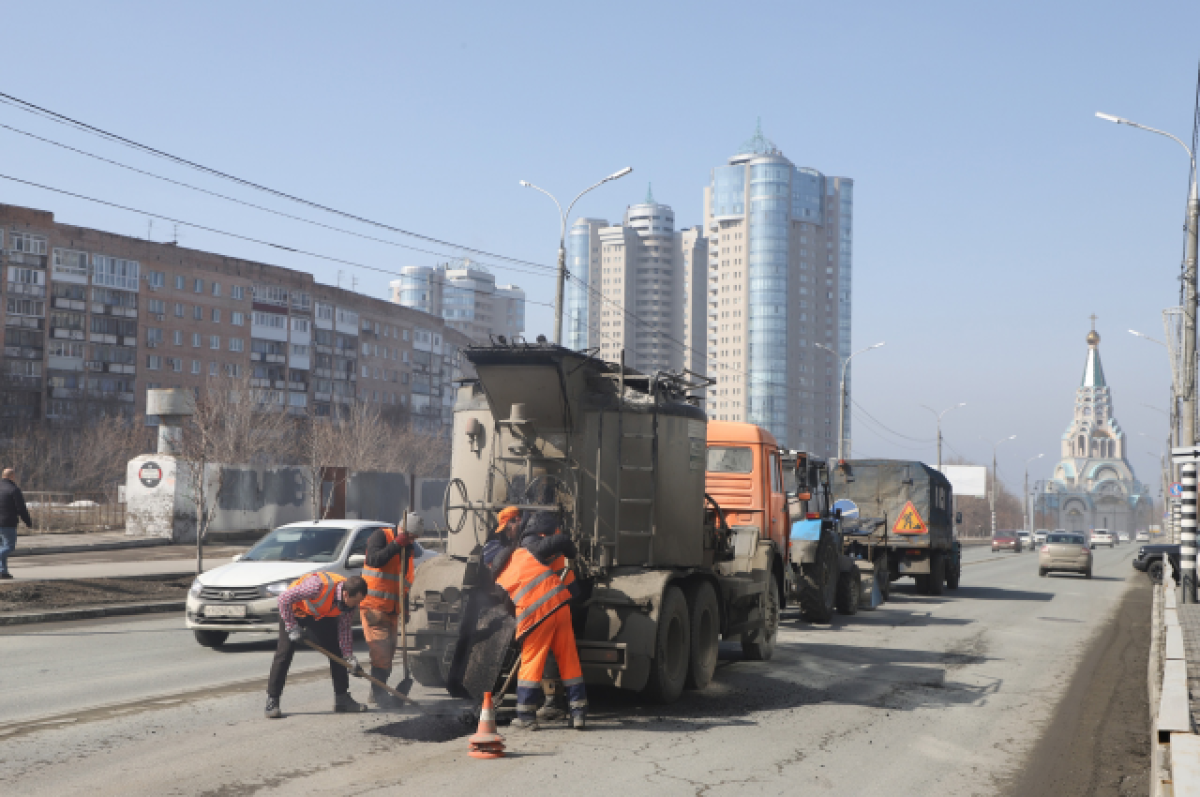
[832, 499, 859, 519]
[1171, 482, 1184, 498]
[892, 501, 929, 534]
[1172, 446, 1200, 464]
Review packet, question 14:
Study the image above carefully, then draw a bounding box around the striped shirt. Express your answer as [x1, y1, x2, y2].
[278, 575, 354, 659]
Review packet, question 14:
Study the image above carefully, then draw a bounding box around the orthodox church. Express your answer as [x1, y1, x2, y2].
[1035, 323, 1152, 533]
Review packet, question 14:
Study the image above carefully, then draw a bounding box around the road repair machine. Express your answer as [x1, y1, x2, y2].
[408, 342, 785, 705]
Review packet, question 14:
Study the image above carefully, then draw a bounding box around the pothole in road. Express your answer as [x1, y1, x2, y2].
[366, 714, 474, 743]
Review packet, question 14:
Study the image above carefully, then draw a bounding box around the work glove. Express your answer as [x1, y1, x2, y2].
[393, 532, 416, 548]
[345, 655, 365, 677]
[288, 626, 312, 645]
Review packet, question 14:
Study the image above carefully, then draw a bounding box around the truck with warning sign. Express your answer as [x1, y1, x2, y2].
[830, 459, 961, 595]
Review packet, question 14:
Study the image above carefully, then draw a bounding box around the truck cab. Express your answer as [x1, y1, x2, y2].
[704, 421, 791, 568]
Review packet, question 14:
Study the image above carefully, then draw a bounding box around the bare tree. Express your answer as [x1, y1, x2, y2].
[175, 373, 294, 573]
[296, 400, 392, 520]
[381, 422, 451, 478]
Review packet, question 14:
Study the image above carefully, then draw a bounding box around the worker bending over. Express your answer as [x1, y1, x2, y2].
[265, 572, 368, 719]
[360, 513, 420, 707]
[485, 511, 587, 731]
[519, 510, 580, 721]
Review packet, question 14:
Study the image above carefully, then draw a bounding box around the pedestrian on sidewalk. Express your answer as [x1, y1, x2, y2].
[359, 513, 421, 707]
[0, 468, 33, 580]
[265, 572, 369, 719]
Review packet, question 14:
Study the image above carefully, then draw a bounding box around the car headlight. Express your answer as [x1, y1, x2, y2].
[265, 581, 290, 596]
[189, 578, 203, 598]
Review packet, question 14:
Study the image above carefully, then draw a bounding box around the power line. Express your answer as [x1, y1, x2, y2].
[850, 398, 935, 442]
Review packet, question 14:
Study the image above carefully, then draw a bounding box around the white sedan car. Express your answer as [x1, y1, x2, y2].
[1090, 529, 1115, 548]
[186, 520, 438, 647]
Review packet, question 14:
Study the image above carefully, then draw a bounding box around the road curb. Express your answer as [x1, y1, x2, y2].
[10, 538, 173, 557]
[0, 600, 184, 626]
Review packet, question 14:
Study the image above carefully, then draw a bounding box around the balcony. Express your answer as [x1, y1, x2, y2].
[119, 392, 135, 403]
[266, 354, 286, 364]
[107, 363, 136, 375]
[50, 386, 79, 399]
[51, 328, 86, 340]
[89, 333, 117, 344]
[314, 392, 331, 402]
[4, 346, 42, 360]
[120, 336, 139, 347]
[52, 297, 86, 311]
[5, 316, 44, 330]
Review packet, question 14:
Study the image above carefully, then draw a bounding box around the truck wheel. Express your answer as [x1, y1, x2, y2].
[798, 531, 838, 623]
[914, 574, 931, 595]
[1148, 560, 1164, 584]
[193, 630, 228, 648]
[409, 654, 447, 688]
[835, 569, 860, 615]
[741, 573, 780, 661]
[684, 581, 720, 690]
[946, 558, 961, 590]
[643, 585, 690, 704]
[929, 554, 946, 596]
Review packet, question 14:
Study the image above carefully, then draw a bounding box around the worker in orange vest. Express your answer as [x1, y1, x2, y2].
[266, 572, 368, 719]
[518, 510, 580, 722]
[360, 513, 421, 707]
[484, 513, 587, 731]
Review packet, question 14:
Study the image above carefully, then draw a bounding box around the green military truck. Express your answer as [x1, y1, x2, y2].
[830, 459, 961, 595]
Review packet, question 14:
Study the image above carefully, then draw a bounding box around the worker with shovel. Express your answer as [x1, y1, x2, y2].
[266, 572, 369, 719]
[360, 513, 421, 707]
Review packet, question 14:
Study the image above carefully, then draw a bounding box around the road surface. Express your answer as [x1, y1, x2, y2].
[2, 543, 1146, 795]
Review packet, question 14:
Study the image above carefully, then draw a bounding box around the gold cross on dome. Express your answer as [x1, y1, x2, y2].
[1090, 313, 1098, 330]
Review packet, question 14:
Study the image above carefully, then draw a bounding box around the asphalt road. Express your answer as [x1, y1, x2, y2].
[6, 544, 249, 580]
[2, 543, 1146, 796]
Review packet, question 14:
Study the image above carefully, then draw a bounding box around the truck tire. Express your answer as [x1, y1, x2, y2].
[643, 585, 690, 704]
[409, 654, 447, 688]
[1148, 560, 1165, 584]
[946, 557, 961, 590]
[835, 569, 860, 615]
[798, 531, 838, 623]
[741, 573, 780, 662]
[193, 630, 228, 648]
[914, 574, 931, 595]
[929, 554, 946, 596]
[684, 580, 720, 690]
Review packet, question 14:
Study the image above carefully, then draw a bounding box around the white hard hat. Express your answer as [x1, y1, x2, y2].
[403, 512, 424, 535]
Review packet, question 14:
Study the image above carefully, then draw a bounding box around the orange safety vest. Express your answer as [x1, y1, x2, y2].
[548, 528, 576, 588]
[290, 572, 346, 620]
[361, 526, 416, 614]
[494, 548, 571, 641]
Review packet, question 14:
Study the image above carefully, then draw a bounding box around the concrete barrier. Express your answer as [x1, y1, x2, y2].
[1150, 575, 1200, 795]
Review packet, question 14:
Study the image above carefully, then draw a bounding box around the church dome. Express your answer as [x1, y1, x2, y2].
[1087, 329, 1100, 346]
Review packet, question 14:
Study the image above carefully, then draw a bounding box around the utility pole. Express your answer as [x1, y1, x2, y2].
[817, 341, 884, 461]
[921, 403, 966, 470]
[1024, 454, 1043, 532]
[983, 435, 1016, 535]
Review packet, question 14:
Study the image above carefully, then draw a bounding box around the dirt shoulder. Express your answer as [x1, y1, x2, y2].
[1007, 576, 1152, 797]
[0, 576, 192, 614]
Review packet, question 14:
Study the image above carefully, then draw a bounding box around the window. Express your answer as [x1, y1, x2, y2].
[175, 275, 185, 290]
[291, 318, 309, 333]
[168, 357, 182, 373]
[173, 330, 183, 346]
[6, 298, 45, 317]
[224, 363, 242, 377]
[229, 338, 244, 352]
[148, 299, 166, 315]
[174, 303, 184, 317]
[211, 282, 221, 297]
[362, 365, 369, 378]
[52, 248, 89, 278]
[252, 311, 286, 328]
[210, 335, 220, 350]
[192, 333, 201, 348]
[316, 302, 333, 322]
[193, 278, 204, 294]
[147, 356, 161, 371]
[193, 305, 203, 320]
[191, 360, 201, 375]
[231, 311, 245, 326]
[291, 344, 309, 356]
[232, 285, 244, 301]
[10, 232, 48, 255]
[209, 362, 219, 376]
[48, 341, 85, 358]
[253, 285, 288, 306]
[146, 270, 165, 288]
[212, 308, 221, 323]
[402, 329, 410, 341]
[706, 447, 753, 474]
[92, 255, 140, 290]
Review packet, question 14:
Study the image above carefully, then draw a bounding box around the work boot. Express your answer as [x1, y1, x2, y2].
[264, 696, 281, 719]
[569, 713, 586, 731]
[368, 667, 392, 706]
[333, 692, 367, 713]
[0, 572, 13, 580]
[536, 699, 567, 721]
[509, 715, 539, 731]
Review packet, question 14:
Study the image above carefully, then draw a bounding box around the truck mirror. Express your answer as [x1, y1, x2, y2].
[955, 511, 963, 524]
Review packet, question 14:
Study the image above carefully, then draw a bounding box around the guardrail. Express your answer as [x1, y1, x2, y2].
[1150, 574, 1200, 795]
[22, 492, 125, 534]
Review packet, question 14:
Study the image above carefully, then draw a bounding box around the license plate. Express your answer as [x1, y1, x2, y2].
[203, 604, 246, 618]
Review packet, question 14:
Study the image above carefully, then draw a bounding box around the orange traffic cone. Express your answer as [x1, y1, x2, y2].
[468, 692, 506, 759]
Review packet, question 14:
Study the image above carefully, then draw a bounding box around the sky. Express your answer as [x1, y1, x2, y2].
[1, 0, 1198, 496]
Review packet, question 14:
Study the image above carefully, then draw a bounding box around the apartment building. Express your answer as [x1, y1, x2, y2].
[0, 202, 470, 429]
[700, 123, 853, 456]
[390, 259, 525, 345]
[563, 189, 709, 375]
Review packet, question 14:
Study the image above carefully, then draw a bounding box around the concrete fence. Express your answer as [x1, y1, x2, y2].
[1149, 574, 1200, 795]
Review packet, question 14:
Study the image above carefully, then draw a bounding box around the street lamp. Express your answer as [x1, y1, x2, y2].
[920, 402, 966, 471]
[1099, 112, 1199, 450]
[815, 341, 884, 462]
[519, 167, 634, 345]
[1024, 453, 1043, 532]
[1131, 329, 1182, 460]
[980, 434, 1016, 536]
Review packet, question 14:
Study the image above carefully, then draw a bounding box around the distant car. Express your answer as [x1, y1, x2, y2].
[1091, 530, 1115, 548]
[1017, 531, 1033, 551]
[1039, 532, 1093, 578]
[1033, 529, 1050, 545]
[1133, 544, 1180, 584]
[1116, 532, 1130, 545]
[992, 531, 1022, 553]
[1135, 531, 1150, 543]
[185, 520, 439, 647]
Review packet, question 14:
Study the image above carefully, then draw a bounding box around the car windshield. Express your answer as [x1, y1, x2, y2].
[1047, 534, 1085, 545]
[993, 532, 1015, 539]
[707, 447, 753, 474]
[242, 526, 351, 563]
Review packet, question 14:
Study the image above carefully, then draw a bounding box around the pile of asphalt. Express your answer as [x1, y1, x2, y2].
[0, 576, 192, 614]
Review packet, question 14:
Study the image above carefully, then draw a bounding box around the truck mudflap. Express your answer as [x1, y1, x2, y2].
[445, 583, 517, 702]
[854, 559, 882, 610]
[579, 569, 673, 692]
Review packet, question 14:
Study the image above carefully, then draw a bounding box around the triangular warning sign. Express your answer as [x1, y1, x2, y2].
[892, 501, 928, 534]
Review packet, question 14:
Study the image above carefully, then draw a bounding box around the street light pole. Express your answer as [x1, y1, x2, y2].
[1100, 113, 1199, 448]
[920, 402, 966, 471]
[519, 166, 633, 344]
[981, 435, 1016, 536]
[1024, 453, 1043, 532]
[816, 341, 884, 461]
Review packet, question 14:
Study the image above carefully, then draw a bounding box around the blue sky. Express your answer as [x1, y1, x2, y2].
[1, 1, 1197, 495]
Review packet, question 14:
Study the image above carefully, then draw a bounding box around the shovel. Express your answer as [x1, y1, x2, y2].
[300, 637, 418, 706]
[395, 542, 413, 698]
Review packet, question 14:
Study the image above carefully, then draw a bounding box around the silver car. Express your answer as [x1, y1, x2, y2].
[186, 520, 438, 647]
[1039, 532, 1093, 579]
